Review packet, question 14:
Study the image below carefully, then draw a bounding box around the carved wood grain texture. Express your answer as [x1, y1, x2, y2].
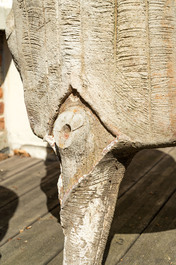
[6, 0, 176, 145]
[61, 154, 125, 265]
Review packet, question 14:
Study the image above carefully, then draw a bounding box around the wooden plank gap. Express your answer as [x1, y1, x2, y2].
[115, 187, 176, 265]
[119, 148, 171, 198]
[1, 205, 59, 248]
[0, 159, 43, 183]
[44, 249, 64, 265]
[0, 170, 59, 210]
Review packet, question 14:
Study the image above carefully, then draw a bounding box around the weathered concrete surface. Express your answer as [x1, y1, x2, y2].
[52, 95, 126, 264]
[5, 0, 176, 147]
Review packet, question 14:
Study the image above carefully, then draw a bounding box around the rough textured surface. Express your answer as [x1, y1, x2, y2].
[52, 95, 126, 264]
[5, 0, 176, 146]
[61, 154, 125, 265]
[5, 1, 176, 264]
[53, 95, 114, 204]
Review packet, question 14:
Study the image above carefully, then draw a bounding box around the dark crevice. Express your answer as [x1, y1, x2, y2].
[71, 86, 116, 137]
[48, 88, 72, 135]
[48, 85, 116, 138]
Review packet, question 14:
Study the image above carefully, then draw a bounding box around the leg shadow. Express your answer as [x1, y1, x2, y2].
[40, 146, 61, 223]
[103, 148, 176, 264]
[0, 186, 19, 259]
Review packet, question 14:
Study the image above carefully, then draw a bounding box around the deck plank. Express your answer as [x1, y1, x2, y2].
[118, 191, 176, 265]
[0, 208, 64, 265]
[47, 251, 63, 265]
[104, 148, 176, 264]
[0, 156, 41, 182]
[0, 148, 176, 265]
[0, 160, 60, 208]
[47, 148, 176, 265]
[0, 172, 59, 246]
[119, 147, 172, 197]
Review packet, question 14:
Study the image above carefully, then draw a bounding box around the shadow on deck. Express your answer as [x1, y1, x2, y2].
[0, 147, 176, 265]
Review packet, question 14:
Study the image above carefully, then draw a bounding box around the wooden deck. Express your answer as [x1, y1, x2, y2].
[0, 147, 176, 265]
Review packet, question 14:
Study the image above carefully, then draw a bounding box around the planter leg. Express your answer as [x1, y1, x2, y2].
[51, 94, 127, 265]
[61, 154, 125, 265]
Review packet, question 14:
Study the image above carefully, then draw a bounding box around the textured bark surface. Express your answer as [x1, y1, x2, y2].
[6, 0, 176, 147]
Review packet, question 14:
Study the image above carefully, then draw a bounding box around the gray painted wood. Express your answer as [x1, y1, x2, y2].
[118, 191, 176, 265]
[47, 251, 63, 265]
[0, 148, 175, 264]
[0, 173, 59, 246]
[0, 156, 41, 182]
[0, 209, 64, 265]
[44, 147, 176, 265]
[118, 147, 172, 197]
[0, 157, 62, 265]
[0, 159, 60, 208]
[104, 148, 176, 264]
